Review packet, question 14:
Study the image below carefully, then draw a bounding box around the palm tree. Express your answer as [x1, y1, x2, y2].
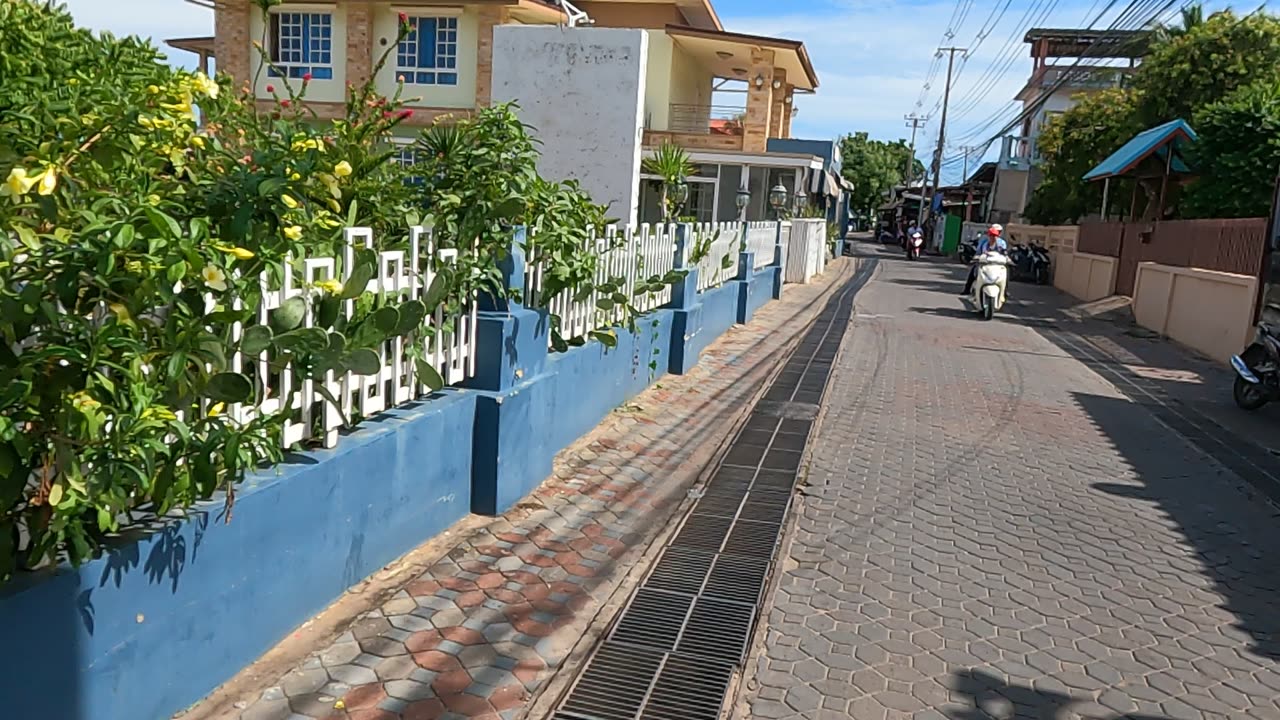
[1151, 4, 1204, 43]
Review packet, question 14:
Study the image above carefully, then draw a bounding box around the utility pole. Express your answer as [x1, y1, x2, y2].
[904, 113, 928, 187]
[924, 46, 966, 228]
[960, 145, 978, 222]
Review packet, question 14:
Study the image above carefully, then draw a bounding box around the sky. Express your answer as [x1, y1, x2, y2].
[61, 0, 1203, 184]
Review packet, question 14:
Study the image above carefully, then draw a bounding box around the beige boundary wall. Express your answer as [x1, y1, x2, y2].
[1005, 223, 1079, 255]
[1053, 249, 1118, 302]
[1132, 262, 1257, 363]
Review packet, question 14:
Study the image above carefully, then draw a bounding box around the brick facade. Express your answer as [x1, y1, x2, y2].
[742, 47, 776, 153]
[474, 6, 505, 108]
[768, 68, 787, 139]
[214, 0, 252, 87]
[345, 1, 374, 90]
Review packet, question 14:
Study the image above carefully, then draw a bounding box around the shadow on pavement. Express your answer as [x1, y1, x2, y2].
[944, 669, 1171, 719]
[1074, 391, 1280, 662]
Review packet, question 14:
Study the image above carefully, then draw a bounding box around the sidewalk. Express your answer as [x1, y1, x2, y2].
[181, 258, 857, 720]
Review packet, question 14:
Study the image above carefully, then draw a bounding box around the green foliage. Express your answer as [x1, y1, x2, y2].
[641, 142, 694, 221]
[1029, 9, 1280, 222]
[1183, 79, 1280, 218]
[838, 132, 923, 216]
[1024, 89, 1140, 224]
[0, 1, 662, 582]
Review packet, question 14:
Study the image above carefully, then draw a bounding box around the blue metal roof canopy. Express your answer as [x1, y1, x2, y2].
[1083, 119, 1197, 220]
[1084, 119, 1197, 182]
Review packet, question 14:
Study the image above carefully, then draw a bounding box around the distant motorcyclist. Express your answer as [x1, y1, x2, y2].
[962, 224, 1007, 295]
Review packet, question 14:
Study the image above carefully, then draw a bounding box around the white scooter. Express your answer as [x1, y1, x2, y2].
[972, 251, 1010, 320]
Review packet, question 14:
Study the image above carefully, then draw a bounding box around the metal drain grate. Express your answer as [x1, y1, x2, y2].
[559, 643, 665, 720]
[554, 259, 876, 720]
[609, 588, 692, 652]
[677, 596, 757, 663]
[640, 654, 735, 720]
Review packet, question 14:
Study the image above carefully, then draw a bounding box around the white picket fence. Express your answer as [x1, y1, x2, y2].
[784, 219, 828, 284]
[746, 221, 777, 270]
[691, 222, 742, 292]
[230, 226, 476, 449]
[525, 224, 677, 344]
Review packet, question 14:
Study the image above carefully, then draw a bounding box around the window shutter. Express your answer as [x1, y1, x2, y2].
[416, 18, 438, 69]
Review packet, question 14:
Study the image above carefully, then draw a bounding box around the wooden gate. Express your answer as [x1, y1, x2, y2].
[1115, 223, 1145, 296]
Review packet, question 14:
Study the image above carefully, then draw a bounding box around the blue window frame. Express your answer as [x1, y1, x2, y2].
[397, 16, 459, 86]
[394, 146, 424, 185]
[268, 12, 334, 80]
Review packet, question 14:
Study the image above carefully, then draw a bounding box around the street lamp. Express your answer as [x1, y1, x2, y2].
[794, 190, 809, 216]
[768, 182, 789, 216]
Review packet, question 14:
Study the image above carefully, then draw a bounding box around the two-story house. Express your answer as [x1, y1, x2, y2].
[988, 27, 1148, 223]
[171, 0, 832, 225]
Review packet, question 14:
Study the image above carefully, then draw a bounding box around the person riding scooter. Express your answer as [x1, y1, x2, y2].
[962, 224, 1007, 295]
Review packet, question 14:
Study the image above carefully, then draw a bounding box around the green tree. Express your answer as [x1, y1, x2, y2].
[1024, 89, 1140, 224]
[839, 132, 924, 217]
[1028, 9, 1280, 221]
[1183, 79, 1280, 218]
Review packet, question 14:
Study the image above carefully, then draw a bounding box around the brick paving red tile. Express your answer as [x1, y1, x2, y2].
[430, 669, 472, 696]
[412, 650, 461, 673]
[452, 591, 487, 608]
[439, 627, 484, 646]
[489, 684, 527, 711]
[404, 631, 442, 654]
[346, 709, 397, 720]
[401, 699, 446, 720]
[341, 683, 387, 711]
[440, 692, 493, 715]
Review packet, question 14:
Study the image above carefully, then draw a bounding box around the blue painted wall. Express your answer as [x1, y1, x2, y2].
[744, 268, 778, 320]
[0, 391, 477, 720]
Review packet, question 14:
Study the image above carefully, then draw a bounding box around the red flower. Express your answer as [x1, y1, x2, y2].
[382, 110, 393, 119]
[280, 99, 291, 108]
[398, 12, 409, 24]
[302, 72, 312, 82]
[266, 84, 275, 93]
[399, 109, 414, 119]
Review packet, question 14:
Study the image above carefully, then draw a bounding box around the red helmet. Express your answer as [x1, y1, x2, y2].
[987, 223, 1003, 236]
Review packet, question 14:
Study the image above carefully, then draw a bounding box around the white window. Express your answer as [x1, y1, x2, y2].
[269, 12, 334, 79]
[394, 145, 424, 185]
[397, 16, 459, 86]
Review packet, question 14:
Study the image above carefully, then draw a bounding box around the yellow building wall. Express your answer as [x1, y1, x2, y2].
[250, 4, 349, 104]
[644, 30, 674, 131]
[668, 44, 711, 108]
[373, 5, 480, 110]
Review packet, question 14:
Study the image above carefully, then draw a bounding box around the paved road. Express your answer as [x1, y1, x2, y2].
[746, 246, 1280, 719]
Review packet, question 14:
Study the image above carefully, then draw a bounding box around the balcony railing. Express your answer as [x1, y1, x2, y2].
[666, 104, 746, 136]
[1037, 65, 1132, 91]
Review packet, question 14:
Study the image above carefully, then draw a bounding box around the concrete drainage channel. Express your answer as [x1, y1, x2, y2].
[549, 259, 878, 720]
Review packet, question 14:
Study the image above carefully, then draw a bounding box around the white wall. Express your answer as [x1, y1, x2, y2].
[491, 26, 649, 226]
[644, 30, 673, 131]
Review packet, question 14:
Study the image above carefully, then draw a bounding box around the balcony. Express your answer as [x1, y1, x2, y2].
[1018, 64, 1133, 101]
[999, 135, 1035, 170]
[666, 103, 746, 135]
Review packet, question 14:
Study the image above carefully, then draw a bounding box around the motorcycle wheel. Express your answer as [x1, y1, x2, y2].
[981, 295, 994, 321]
[1233, 375, 1269, 410]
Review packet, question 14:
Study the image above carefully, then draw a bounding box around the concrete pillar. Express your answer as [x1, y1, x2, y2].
[781, 86, 795, 138]
[475, 7, 505, 107]
[215, 0, 252, 86]
[768, 69, 788, 139]
[742, 47, 775, 153]
[345, 2, 374, 91]
[668, 224, 705, 374]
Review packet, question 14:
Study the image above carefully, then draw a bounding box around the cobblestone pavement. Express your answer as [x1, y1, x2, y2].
[185, 260, 856, 720]
[745, 246, 1280, 720]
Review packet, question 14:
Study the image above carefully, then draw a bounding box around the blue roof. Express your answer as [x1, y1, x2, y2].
[1083, 119, 1198, 182]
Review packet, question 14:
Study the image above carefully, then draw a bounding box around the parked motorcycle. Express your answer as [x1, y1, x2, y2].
[906, 232, 924, 261]
[1230, 323, 1280, 410]
[972, 251, 1010, 320]
[958, 233, 979, 264]
[1028, 244, 1051, 285]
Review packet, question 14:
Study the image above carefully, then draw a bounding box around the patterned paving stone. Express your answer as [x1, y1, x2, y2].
[190, 261, 857, 720]
[743, 249, 1280, 719]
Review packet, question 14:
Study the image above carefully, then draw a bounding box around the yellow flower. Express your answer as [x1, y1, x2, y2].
[290, 172, 301, 181]
[281, 194, 299, 209]
[189, 136, 205, 149]
[191, 72, 220, 99]
[201, 264, 228, 292]
[147, 84, 161, 95]
[144, 406, 178, 421]
[215, 245, 255, 260]
[147, 194, 162, 206]
[1, 167, 37, 201]
[314, 278, 344, 295]
[318, 173, 341, 199]
[326, 199, 341, 213]
[333, 160, 353, 178]
[283, 225, 303, 241]
[34, 167, 58, 196]
[207, 402, 225, 417]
